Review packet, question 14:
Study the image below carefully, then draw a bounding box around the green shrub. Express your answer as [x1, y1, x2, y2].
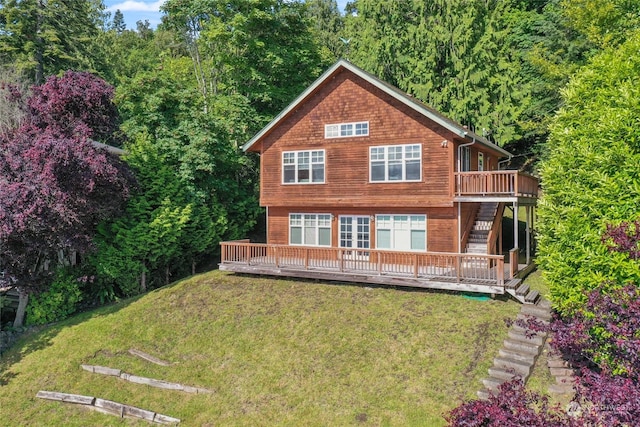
[26, 269, 83, 326]
[537, 33, 640, 315]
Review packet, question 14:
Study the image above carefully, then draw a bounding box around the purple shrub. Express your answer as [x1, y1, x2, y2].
[447, 378, 581, 427]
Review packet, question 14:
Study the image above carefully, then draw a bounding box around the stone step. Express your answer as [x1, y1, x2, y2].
[503, 339, 540, 356]
[550, 367, 576, 377]
[482, 376, 505, 391]
[499, 348, 535, 364]
[508, 330, 545, 346]
[493, 356, 531, 377]
[516, 313, 550, 326]
[556, 375, 576, 385]
[476, 388, 491, 400]
[488, 366, 522, 381]
[547, 358, 571, 369]
[520, 303, 552, 320]
[548, 383, 575, 395]
[510, 323, 546, 340]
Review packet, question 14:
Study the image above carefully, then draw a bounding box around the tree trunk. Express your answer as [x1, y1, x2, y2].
[140, 262, 147, 293]
[192, 260, 196, 276]
[165, 266, 169, 286]
[13, 288, 29, 328]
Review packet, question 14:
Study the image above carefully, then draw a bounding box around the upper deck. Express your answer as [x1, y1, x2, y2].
[454, 171, 539, 204]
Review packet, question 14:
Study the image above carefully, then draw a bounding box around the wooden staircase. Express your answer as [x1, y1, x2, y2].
[465, 202, 539, 305]
[465, 203, 499, 255]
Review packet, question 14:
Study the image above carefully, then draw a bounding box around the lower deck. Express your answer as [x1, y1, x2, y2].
[219, 241, 535, 302]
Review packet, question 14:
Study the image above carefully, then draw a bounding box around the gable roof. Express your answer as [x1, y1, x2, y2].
[243, 59, 512, 158]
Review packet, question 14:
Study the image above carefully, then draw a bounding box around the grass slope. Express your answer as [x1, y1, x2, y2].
[1, 271, 521, 426]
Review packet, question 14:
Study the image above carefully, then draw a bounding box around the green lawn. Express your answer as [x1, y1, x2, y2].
[1, 271, 523, 426]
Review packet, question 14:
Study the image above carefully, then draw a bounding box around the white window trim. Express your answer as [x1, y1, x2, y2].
[289, 213, 332, 247]
[375, 214, 427, 252]
[369, 144, 422, 183]
[282, 149, 325, 185]
[325, 121, 369, 139]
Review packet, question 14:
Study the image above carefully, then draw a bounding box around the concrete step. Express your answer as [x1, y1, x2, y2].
[493, 356, 531, 377]
[547, 357, 571, 369]
[503, 339, 540, 356]
[482, 376, 504, 391]
[508, 330, 545, 346]
[476, 388, 492, 400]
[498, 348, 535, 364]
[488, 366, 521, 381]
[521, 303, 552, 320]
[556, 375, 576, 385]
[548, 383, 575, 395]
[510, 323, 546, 340]
[516, 313, 550, 326]
[550, 367, 576, 377]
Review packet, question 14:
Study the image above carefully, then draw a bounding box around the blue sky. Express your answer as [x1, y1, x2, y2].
[103, 0, 349, 30]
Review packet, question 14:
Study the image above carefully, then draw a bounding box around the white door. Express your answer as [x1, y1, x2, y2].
[339, 216, 370, 259]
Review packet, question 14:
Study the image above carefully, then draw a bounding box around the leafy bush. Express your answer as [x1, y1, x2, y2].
[26, 269, 83, 325]
[537, 33, 640, 315]
[446, 378, 579, 427]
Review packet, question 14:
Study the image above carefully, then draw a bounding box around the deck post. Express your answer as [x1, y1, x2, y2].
[509, 248, 518, 279]
[525, 205, 531, 265]
[246, 244, 251, 265]
[456, 255, 461, 282]
[497, 259, 504, 287]
[339, 249, 344, 272]
[304, 248, 309, 270]
[275, 246, 280, 268]
[513, 201, 519, 251]
[413, 254, 418, 278]
[220, 243, 226, 263]
[378, 253, 382, 275]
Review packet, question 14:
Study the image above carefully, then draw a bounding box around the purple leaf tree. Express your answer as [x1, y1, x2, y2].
[0, 71, 133, 327]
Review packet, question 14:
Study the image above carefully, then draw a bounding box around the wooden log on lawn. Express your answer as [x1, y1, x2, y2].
[36, 391, 95, 405]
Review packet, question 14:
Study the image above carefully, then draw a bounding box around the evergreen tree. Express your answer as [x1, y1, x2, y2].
[343, 0, 530, 146]
[111, 9, 126, 34]
[0, 0, 105, 84]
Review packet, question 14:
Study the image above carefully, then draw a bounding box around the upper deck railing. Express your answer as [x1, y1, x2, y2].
[455, 171, 539, 198]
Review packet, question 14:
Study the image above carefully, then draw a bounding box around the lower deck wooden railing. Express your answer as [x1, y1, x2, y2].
[220, 241, 505, 287]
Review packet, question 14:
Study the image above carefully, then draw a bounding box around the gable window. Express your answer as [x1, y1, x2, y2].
[283, 150, 325, 184]
[290, 214, 331, 246]
[370, 144, 421, 182]
[325, 121, 369, 138]
[376, 215, 426, 251]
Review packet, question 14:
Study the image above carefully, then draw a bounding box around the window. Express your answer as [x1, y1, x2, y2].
[478, 152, 484, 171]
[370, 144, 421, 182]
[283, 150, 325, 184]
[325, 121, 369, 138]
[376, 215, 426, 251]
[290, 214, 331, 246]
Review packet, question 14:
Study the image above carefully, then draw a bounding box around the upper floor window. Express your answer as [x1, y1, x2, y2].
[325, 121, 369, 138]
[478, 152, 484, 171]
[283, 150, 325, 184]
[370, 144, 422, 182]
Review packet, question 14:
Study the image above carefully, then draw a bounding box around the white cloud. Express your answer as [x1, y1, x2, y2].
[107, 0, 164, 13]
